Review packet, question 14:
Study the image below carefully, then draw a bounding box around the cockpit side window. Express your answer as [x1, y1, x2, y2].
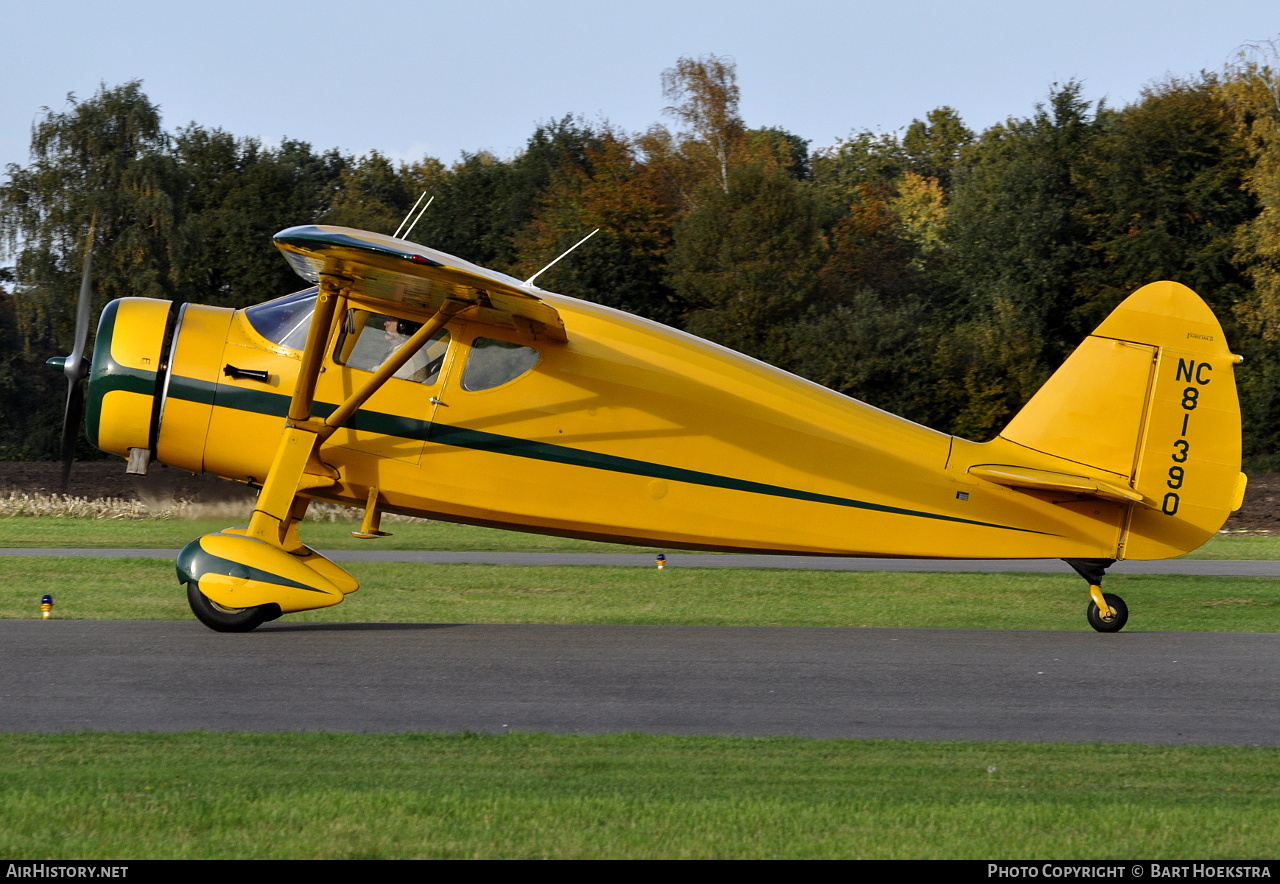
[245, 288, 318, 350]
[461, 337, 540, 391]
[334, 309, 450, 385]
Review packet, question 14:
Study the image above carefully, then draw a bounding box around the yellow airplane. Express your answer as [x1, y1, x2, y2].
[52, 225, 1245, 633]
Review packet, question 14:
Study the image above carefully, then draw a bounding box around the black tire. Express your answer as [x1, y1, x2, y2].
[186, 582, 280, 633]
[1086, 592, 1128, 633]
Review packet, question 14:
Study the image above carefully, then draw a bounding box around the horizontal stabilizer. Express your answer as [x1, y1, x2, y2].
[274, 226, 567, 341]
[968, 464, 1145, 504]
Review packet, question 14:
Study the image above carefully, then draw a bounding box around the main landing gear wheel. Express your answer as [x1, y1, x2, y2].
[1086, 592, 1129, 633]
[186, 582, 281, 633]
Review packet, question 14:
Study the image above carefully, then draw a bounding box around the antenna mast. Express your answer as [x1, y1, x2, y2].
[523, 229, 599, 288]
[393, 192, 433, 239]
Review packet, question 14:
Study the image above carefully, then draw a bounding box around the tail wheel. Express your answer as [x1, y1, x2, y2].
[1086, 592, 1129, 633]
[186, 582, 281, 633]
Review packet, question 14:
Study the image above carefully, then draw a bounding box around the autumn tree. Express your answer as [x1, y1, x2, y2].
[1075, 76, 1253, 329]
[0, 82, 180, 351]
[818, 182, 919, 303]
[0, 82, 181, 458]
[669, 160, 824, 364]
[810, 131, 908, 221]
[322, 151, 413, 235]
[901, 106, 973, 192]
[661, 54, 744, 195]
[925, 84, 1102, 437]
[1223, 48, 1280, 456]
[514, 129, 684, 322]
[174, 128, 346, 307]
[413, 117, 601, 272]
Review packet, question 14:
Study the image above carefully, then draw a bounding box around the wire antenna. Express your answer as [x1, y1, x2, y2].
[401, 195, 434, 241]
[523, 228, 599, 288]
[394, 192, 432, 239]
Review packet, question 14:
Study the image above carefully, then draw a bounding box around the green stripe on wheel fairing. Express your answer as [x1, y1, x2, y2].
[176, 536, 329, 593]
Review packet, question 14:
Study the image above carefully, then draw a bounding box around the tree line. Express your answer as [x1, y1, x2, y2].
[3, 52, 1280, 463]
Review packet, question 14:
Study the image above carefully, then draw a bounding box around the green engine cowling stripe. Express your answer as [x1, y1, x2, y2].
[163, 375, 1049, 535]
[85, 300, 160, 449]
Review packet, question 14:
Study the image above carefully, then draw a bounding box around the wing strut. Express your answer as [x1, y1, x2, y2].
[245, 281, 466, 548]
[180, 252, 473, 627]
[288, 274, 343, 423]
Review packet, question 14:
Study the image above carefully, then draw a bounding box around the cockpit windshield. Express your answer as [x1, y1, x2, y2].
[245, 288, 318, 350]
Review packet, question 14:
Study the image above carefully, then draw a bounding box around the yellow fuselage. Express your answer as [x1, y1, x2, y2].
[90, 289, 1169, 561]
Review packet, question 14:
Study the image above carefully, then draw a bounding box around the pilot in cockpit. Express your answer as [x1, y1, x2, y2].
[381, 317, 447, 384]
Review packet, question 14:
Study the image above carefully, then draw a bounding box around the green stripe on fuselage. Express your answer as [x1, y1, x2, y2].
[164, 375, 1044, 534]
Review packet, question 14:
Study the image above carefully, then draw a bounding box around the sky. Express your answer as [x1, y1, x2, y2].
[2, 0, 1279, 175]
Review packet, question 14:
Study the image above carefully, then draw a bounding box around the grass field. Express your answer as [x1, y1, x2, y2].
[0, 514, 660, 552]
[4, 516, 1278, 859]
[2, 514, 1278, 558]
[3, 512, 1279, 631]
[4, 556, 1280, 631]
[1, 733, 1278, 859]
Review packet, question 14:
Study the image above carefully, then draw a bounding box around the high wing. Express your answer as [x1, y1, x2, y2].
[274, 225, 567, 342]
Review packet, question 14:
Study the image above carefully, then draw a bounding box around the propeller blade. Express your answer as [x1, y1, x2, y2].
[64, 221, 96, 384]
[55, 220, 96, 490]
[59, 377, 85, 491]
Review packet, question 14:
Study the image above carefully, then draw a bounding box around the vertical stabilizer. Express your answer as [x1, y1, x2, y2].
[998, 281, 1243, 559]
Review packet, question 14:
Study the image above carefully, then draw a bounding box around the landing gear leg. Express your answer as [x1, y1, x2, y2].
[1063, 558, 1128, 633]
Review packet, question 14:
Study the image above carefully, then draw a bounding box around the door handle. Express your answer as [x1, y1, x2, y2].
[223, 364, 270, 383]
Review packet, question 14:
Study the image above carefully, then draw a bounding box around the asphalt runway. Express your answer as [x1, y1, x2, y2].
[3, 620, 1277, 745]
[5, 548, 1277, 744]
[4, 548, 1280, 576]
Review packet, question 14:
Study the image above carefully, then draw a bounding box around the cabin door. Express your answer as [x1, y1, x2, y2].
[316, 307, 455, 465]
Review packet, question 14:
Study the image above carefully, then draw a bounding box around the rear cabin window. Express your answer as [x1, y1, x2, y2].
[461, 337, 540, 391]
[334, 310, 450, 385]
